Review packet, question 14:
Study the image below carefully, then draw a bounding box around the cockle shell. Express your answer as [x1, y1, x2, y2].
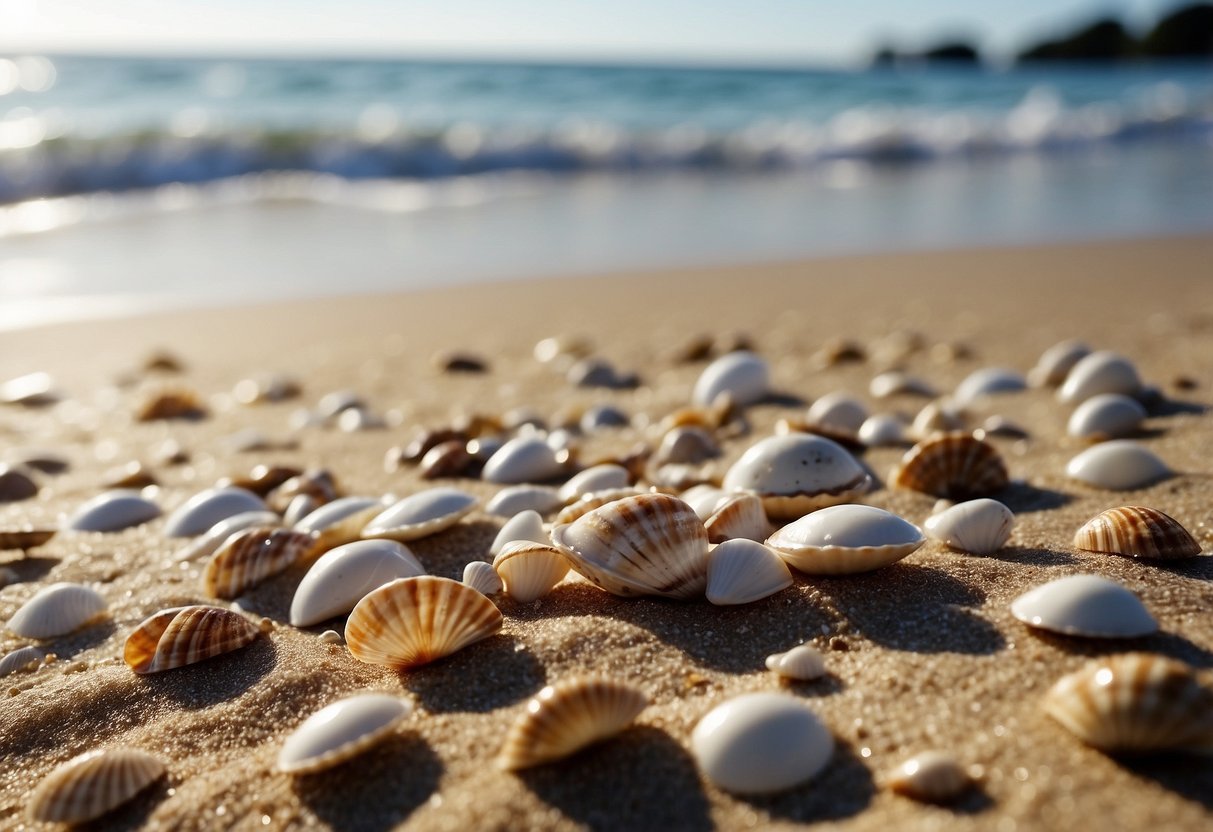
[691, 693, 834, 795]
[1010, 575, 1157, 638]
[65, 490, 161, 532]
[765, 645, 826, 681]
[705, 539, 792, 605]
[203, 527, 318, 599]
[704, 493, 771, 543]
[1028, 339, 1090, 388]
[1065, 441, 1170, 491]
[870, 371, 937, 399]
[345, 576, 502, 669]
[493, 542, 571, 602]
[923, 498, 1014, 555]
[489, 509, 549, 556]
[27, 748, 165, 824]
[553, 487, 646, 526]
[278, 694, 412, 774]
[550, 493, 709, 600]
[681, 484, 727, 520]
[557, 464, 630, 503]
[124, 605, 260, 673]
[1043, 653, 1213, 753]
[1058, 351, 1142, 404]
[858, 414, 908, 447]
[721, 435, 871, 520]
[498, 676, 648, 770]
[886, 751, 974, 803]
[0, 645, 45, 677]
[172, 510, 282, 562]
[164, 486, 267, 538]
[692, 351, 769, 407]
[485, 485, 564, 518]
[952, 367, 1026, 407]
[766, 504, 924, 575]
[890, 432, 1008, 500]
[361, 488, 477, 542]
[290, 539, 426, 627]
[483, 437, 567, 484]
[1073, 506, 1201, 559]
[806, 392, 868, 435]
[1068, 394, 1146, 441]
[0, 527, 56, 551]
[7, 582, 108, 639]
[463, 561, 503, 596]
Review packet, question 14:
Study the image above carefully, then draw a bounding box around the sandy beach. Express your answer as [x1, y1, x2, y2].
[1, 234, 1212, 831]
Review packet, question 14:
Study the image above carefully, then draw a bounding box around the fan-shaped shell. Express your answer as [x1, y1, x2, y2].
[0, 645, 45, 677]
[1073, 506, 1200, 559]
[923, 498, 1014, 555]
[558, 464, 630, 503]
[858, 414, 908, 447]
[952, 367, 1026, 406]
[1010, 575, 1156, 638]
[704, 493, 770, 543]
[890, 432, 1008, 500]
[493, 542, 571, 602]
[765, 645, 826, 681]
[767, 505, 924, 575]
[485, 485, 564, 518]
[681, 484, 727, 520]
[553, 488, 646, 526]
[164, 486, 267, 538]
[1068, 394, 1146, 442]
[886, 751, 974, 803]
[27, 748, 165, 824]
[489, 510, 548, 556]
[124, 604, 260, 673]
[345, 576, 502, 669]
[706, 540, 791, 605]
[203, 527, 318, 600]
[1028, 339, 1090, 388]
[278, 694, 412, 774]
[361, 488, 477, 542]
[1066, 441, 1170, 491]
[7, 582, 108, 639]
[1043, 653, 1213, 753]
[722, 434, 871, 520]
[290, 539, 426, 627]
[65, 490, 161, 532]
[463, 561, 503, 596]
[1058, 351, 1142, 404]
[0, 527, 55, 551]
[482, 437, 566, 484]
[172, 510, 282, 562]
[498, 676, 648, 770]
[692, 350, 769, 407]
[550, 493, 709, 600]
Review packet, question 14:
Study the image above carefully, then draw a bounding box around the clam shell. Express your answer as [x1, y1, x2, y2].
[485, 485, 563, 518]
[705, 539, 792, 605]
[1066, 441, 1170, 491]
[680, 484, 727, 521]
[1058, 351, 1142, 404]
[483, 437, 566, 484]
[203, 527, 318, 600]
[124, 604, 259, 673]
[806, 392, 867, 434]
[65, 490, 161, 532]
[655, 427, 720, 466]
[1028, 339, 1090, 388]
[278, 694, 412, 774]
[704, 493, 771, 543]
[550, 493, 709, 600]
[923, 498, 1014, 555]
[858, 414, 908, 447]
[557, 464, 630, 503]
[1010, 575, 1157, 638]
[164, 486, 268, 538]
[1073, 506, 1201, 559]
[1044, 653, 1213, 752]
[580, 403, 631, 431]
[952, 367, 1026, 407]
[722, 435, 871, 521]
[692, 350, 769, 407]
[1068, 394, 1146, 441]
[766, 504, 924, 575]
[493, 541, 571, 602]
[172, 510, 282, 562]
[296, 496, 387, 550]
[0, 645, 45, 677]
[890, 432, 1008, 500]
[553, 487, 646, 526]
[886, 751, 973, 803]
[290, 539, 426, 627]
[7, 582, 108, 639]
[869, 371, 937, 399]
[345, 576, 502, 669]
[489, 509, 548, 556]
[361, 488, 477, 542]
[498, 676, 648, 770]
[283, 494, 318, 527]
[765, 645, 826, 681]
[0, 371, 58, 406]
[27, 748, 165, 824]
[0, 527, 56, 551]
[463, 561, 503, 596]
[691, 693, 834, 795]
[910, 399, 967, 439]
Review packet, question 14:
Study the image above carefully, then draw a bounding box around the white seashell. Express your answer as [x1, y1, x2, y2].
[27, 748, 165, 824]
[923, 498, 1014, 555]
[7, 582, 108, 639]
[692, 351, 769, 407]
[172, 510, 282, 562]
[485, 485, 564, 518]
[0, 645, 44, 677]
[705, 539, 792, 605]
[691, 693, 834, 795]
[361, 488, 477, 541]
[295, 496, 382, 534]
[910, 399, 966, 438]
[290, 539, 426, 627]
[282, 494, 317, 527]
[463, 561, 503, 595]
[703, 493, 771, 543]
[546, 428, 579, 452]
[1058, 351, 1142, 404]
[886, 751, 974, 803]
[766, 505, 924, 575]
[319, 629, 343, 644]
[489, 510, 548, 556]
[656, 427, 720, 465]
[64, 490, 161, 533]
[1028, 339, 1090, 388]
[952, 367, 1026, 407]
[483, 437, 566, 484]
[1010, 575, 1157, 638]
[163, 486, 267, 538]
[721, 434, 870, 521]
[1067, 394, 1146, 441]
[680, 484, 727, 521]
[579, 404, 630, 432]
[316, 389, 364, 420]
[858, 414, 908, 447]
[0, 371, 58, 405]
[493, 541, 571, 602]
[557, 464, 630, 503]
[278, 694, 412, 774]
[869, 371, 936, 399]
[553, 487, 646, 526]
[765, 645, 826, 681]
[1065, 440, 1170, 490]
[806, 392, 867, 434]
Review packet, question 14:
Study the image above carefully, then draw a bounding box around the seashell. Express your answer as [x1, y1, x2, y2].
[269, 469, 339, 512]
[295, 496, 385, 550]
[647, 461, 716, 491]
[558, 464, 630, 503]
[136, 387, 205, 421]
[203, 527, 318, 599]
[361, 488, 477, 542]
[1028, 339, 1090, 388]
[869, 371, 936, 400]
[806, 392, 868, 436]
[553, 487, 646, 526]
[1068, 394, 1146, 442]
[766, 504, 924, 575]
[535, 334, 594, 366]
[680, 484, 727, 521]
[655, 426, 720, 466]
[858, 413, 909, 447]
[172, 510, 282, 562]
[1058, 351, 1143, 404]
[466, 435, 506, 465]
[223, 464, 302, 496]
[498, 676, 648, 770]
[886, 751, 974, 803]
[6, 448, 70, 475]
[1065, 440, 1170, 491]
[483, 436, 567, 484]
[27, 748, 165, 824]
[493, 542, 571, 602]
[890, 432, 1008, 500]
[692, 351, 769, 407]
[434, 351, 488, 373]
[0, 527, 56, 551]
[0, 645, 45, 677]
[283, 494, 318, 527]
[811, 337, 866, 369]
[1043, 653, 1213, 753]
[545, 428, 579, 455]
[463, 561, 503, 596]
[550, 493, 709, 599]
[103, 461, 157, 489]
[419, 440, 474, 479]
[337, 406, 386, 432]
[489, 510, 548, 556]
[290, 539, 426, 627]
[910, 399, 967, 439]
[0, 371, 58, 406]
[485, 485, 563, 518]
[124, 604, 259, 673]
[278, 694, 412, 774]
[691, 693, 834, 795]
[1010, 575, 1157, 638]
[568, 357, 623, 389]
[316, 389, 364, 420]
[705, 539, 792, 605]
[978, 415, 1029, 439]
[1073, 506, 1201, 559]
[7, 582, 108, 639]
[704, 493, 770, 543]
[670, 333, 716, 364]
[923, 498, 1014, 555]
[765, 645, 826, 681]
[164, 486, 267, 538]
[721, 435, 871, 521]
[232, 372, 301, 404]
[952, 367, 1026, 407]
[580, 403, 631, 431]
[64, 489, 161, 532]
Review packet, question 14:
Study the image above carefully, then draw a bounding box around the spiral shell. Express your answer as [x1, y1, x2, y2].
[886, 751, 974, 803]
[7, 582, 108, 639]
[203, 527, 318, 600]
[278, 694, 412, 774]
[28, 748, 165, 824]
[493, 542, 571, 602]
[1073, 506, 1201, 560]
[704, 493, 771, 544]
[890, 432, 1008, 500]
[124, 605, 260, 673]
[705, 539, 792, 605]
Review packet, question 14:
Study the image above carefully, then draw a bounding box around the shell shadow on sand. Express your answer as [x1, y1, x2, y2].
[399, 634, 545, 714]
[140, 636, 279, 708]
[978, 544, 1078, 566]
[742, 741, 875, 823]
[1117, 754, 1213, 812]
[0, 554, 59, 583]
[1022, 628, 1213, 670]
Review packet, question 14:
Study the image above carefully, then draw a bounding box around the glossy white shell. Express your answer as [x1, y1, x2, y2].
[282, 494, 318, 527]
[923, 498, 1014, 555]
[361, 488, 477, 541]
[1067, 394, 1146, 441]
[1058, 351, 1142, 404]
[692, 351, 769, 407]
[7, 582, 108, 639]
[557, 464, 630, 503]
[691, 693, 834, 795]
[722, 434, 870, 520]
[1065, 441, 1170, 490]
[290, 539, 426, 627]
[278, 694, 412, 774]
[295, 496, 382, 534]
[806, 392, 867, 434]
[489, 510, 548, 556]
[858, 414, 908, 447]
[482, 437, 566, 484]
[1010, 575, 1157, 638]
[172, 510, 282, 562]
[681, 484, 727, 521]
[485, 485, 564, 518]
[952, 367, 1026, 406]
[1028, 339, 1090, 387]
[64, 490, 161, 533]
[462, 560, 503, 595]
[0, 371, 58, 405]
[704, 493, 770, 543]
[163, 486, 267, 538]
[910, 399, 966, 438]
[887, 751, 973, 803]
[869, 371, 936, 399]
[493, 541, 571, 602]
[767, 505, 924, 575]
[0, 645, 44, 677]
[705, 539, 792, 605]
[765, 645, 826, 681]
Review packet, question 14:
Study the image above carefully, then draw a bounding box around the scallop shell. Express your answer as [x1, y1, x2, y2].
[869, 371, 937, 399]
[498, 676, 648, 770]
[0, 645, 45, 677]
[203, 527, 318, 600]
[703, 493, 771, 543]
[1010, 575, 1157, 638]
[7, 582, 108, 639]
[164, 486, 268, 538]
[550, 493, 709, 600]
[858, 414, 908, 447]
[1028, 339, 1090, 388]
[482, 437, 567, 484]
[65, 490, 161, 532]
[489, 509, 549, 556]
[278, 694, 412, 774]
[485, 485, 564, 518]
[692, 350, 769, 407]
[1043, 653, 1213, 753]
[1059, 351, 1142, 404]
[27, 748, 165, 824]
[345, 576, 502, 669]
[680, 484, 727, 521]
[806, 392, 868, 435]
[886, 751, 974, 803]
[1073, 506, 1201, 559]
[923, 498, 1014, 555]
[890, 432, 1008, 500]
[1065, 441, 1170, 491]
[766, 504, 924, 575]
[0, 527, 56, 551]
[553, 487, 646, 526]
[952, 367, 1026, 407]
[361, 488, 477, 542]
[172, 510, 282, 562]
[493, 542, 571, 602]
[705, 539, 792, 605]
[557, 464, 630, 503]
[463, 560, 503, 596]
[721, 434, 871, 521]
[765, 645, 826, 681]
[124, 604, 260, 673]
[290, 539, 426, 627]
[1068, 394, 1146, 441]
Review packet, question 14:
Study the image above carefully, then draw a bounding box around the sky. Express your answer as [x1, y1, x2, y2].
[0, 0, 1187, 66]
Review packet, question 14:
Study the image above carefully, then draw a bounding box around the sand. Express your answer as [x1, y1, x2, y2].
[1, 235, 1212, 831]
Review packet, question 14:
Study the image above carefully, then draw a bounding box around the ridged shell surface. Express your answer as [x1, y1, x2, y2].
[952, 367, 1026, 406]
[489, 510, 549, 556]
[493, 541, 571, 602]
[1066, 441, 1170, 490]
[1010, 575, 1156, 638]
[553, 488, 645, 526]
[485, 485, 563, 518]
[173, 510, 282, 562]
[891, 433, 1008, 500]
[463, 560, 503, 596]
[1028, 339, 1090, 388]
[27, 748, 165, 824]
[1073, 506, 1200, 559]
[7, 582, 108, 639]
[1058, 350, 1142, 404]
[498, 676, 648, 770]
[558, 464, 630, 503]
[765, 645, 826, 681]
[124, 604, 259, 673]
[858, 414, 908, 447]
[345, 576, 502, 669]
[164, 486, 267, 538]
[549, 493, 709, 599]
[1068, 394, 1146, 441]
[203, 527, 317, 600]
[278, 694, 412, 774]
[692, 351, 769, 407]
[704, 493, 771, 543]
[361, 489, 477, 541]
[886, 751, 973, 803]
[65, 490, 161, 533]
[290, 539, 426, 626]
[0, 645, 45, 677]
[923, 499, 1014, 555]
[722, 435, 870, 520]
[806, 392, 867, 434]
[706, 539, 792, 605]
[482, 437, 566, 484]
[766, 505, 924, 575]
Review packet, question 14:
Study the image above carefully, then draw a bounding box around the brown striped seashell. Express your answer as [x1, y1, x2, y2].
[124, 605, 260, 674]
[704, 493, 770, 543]
[1073, 506, 1202, 560]
[886, 751, 976, 803]
[1043, 653, 1213, 753]
[27, 748, 166, 824]
[0, 645, 45, 677]
[136, 387, 205, 421]
[498, 676, 648, 770]
[889, 432, 1008, 500]
[553, 487, 646, 526]
[0, 527, 55, 551]
[203, 527, 319, 599]
[345, 576, 502, 669]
